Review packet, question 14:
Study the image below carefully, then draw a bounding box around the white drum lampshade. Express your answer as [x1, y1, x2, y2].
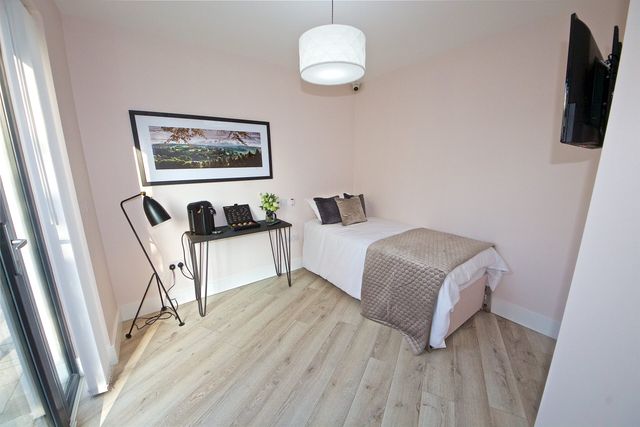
[299, 24, 366, 85]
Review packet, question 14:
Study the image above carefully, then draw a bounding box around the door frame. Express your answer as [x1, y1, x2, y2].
[0, 57, 81, 426]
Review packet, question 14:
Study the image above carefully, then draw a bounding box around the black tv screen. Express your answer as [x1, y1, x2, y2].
[561, 13, 621, 148]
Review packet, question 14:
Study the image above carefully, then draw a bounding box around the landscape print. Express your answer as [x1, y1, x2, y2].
[150, 126, 263, 169]
[131, 111, 272, 185]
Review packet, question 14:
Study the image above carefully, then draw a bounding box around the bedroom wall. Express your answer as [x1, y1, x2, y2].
[537, 0, 640, 422]
[352, 0, 629, 337]
[60, 17, 356, 319]
[29, 0, 120, 353]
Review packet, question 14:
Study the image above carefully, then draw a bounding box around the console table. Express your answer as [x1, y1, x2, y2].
[184, 220, 292, 317]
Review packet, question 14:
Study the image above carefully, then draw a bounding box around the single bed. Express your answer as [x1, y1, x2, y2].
[302, 217, 508, 348]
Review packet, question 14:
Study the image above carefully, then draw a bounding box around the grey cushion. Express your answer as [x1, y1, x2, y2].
[336, 197, 367, 226]
[313, 196, 341, 224]
[344, 193, 366, 216]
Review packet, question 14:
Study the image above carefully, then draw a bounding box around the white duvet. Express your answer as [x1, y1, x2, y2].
[302, 217, 509, 348]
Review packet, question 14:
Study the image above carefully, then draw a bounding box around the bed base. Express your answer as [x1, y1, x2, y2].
[444, 274, 490, 340]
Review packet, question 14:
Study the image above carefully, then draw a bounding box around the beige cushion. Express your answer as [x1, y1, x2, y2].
[335, 197, 367, 226]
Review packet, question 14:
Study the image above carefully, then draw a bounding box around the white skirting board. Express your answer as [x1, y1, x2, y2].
[119, 258, 303, 321]
[491, 296, 560, 339]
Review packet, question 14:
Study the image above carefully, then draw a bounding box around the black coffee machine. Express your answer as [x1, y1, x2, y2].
[187, 201, 216, 235]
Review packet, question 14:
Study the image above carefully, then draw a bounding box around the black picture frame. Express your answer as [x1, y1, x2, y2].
[129, 110, 273, 186]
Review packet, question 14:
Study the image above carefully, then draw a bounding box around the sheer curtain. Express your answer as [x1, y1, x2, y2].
[0, 0, 113, 394]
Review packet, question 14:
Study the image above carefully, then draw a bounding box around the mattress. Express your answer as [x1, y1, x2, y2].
[302, 217, 509, 348]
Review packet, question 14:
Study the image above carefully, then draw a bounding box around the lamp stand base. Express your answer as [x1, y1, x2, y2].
[125, 271, 185, 339]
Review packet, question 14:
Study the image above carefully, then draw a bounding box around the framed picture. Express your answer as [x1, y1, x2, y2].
[129, 110, 272, 186]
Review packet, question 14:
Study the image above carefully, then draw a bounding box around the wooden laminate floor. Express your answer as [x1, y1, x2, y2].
[77, 269, 555, 427]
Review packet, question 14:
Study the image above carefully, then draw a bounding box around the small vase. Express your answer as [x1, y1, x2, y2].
[265, 210, 277, 223]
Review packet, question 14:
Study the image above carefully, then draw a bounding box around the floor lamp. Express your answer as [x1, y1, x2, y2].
[120, 192, 184, 338]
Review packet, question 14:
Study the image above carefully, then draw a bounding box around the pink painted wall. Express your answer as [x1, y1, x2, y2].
[61, 17, 356, 319]
[538, 1, 640, 422]
[51, 0, 628, 336]
[30, 0, 119, 345]
[353, 0, 629, 335]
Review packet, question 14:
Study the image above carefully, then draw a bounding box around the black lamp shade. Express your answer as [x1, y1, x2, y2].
[142, 195, 171, 226]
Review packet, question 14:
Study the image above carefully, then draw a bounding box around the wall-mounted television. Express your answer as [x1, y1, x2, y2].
[561, 13, 622, 149]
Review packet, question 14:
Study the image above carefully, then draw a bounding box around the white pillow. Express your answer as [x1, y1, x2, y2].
[305, 198, 322, 221]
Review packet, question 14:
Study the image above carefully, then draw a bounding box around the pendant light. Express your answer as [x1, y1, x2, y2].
[299, 0, 366, 85]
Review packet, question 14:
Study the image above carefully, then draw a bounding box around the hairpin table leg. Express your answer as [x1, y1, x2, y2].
[189, 239, 209, 317]
[270, 226, 292, 287]
[268, 229, 282, 277]
[283, 227, 292, 287]
[202, 241, 209, 315]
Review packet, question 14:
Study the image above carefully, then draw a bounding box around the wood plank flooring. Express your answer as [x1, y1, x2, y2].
[77, 269, 554, 427]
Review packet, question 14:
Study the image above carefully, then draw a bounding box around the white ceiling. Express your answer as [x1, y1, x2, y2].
[53, 0, 589, 78]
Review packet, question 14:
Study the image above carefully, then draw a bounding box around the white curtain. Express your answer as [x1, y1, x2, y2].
[0, 0, 113, 394]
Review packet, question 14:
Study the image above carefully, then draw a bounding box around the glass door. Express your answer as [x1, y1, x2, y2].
[0, 265, 47, 426]
[0, 58, 80, 426]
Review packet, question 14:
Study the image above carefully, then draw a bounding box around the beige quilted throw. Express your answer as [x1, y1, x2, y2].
[361, 228, 492, 354]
